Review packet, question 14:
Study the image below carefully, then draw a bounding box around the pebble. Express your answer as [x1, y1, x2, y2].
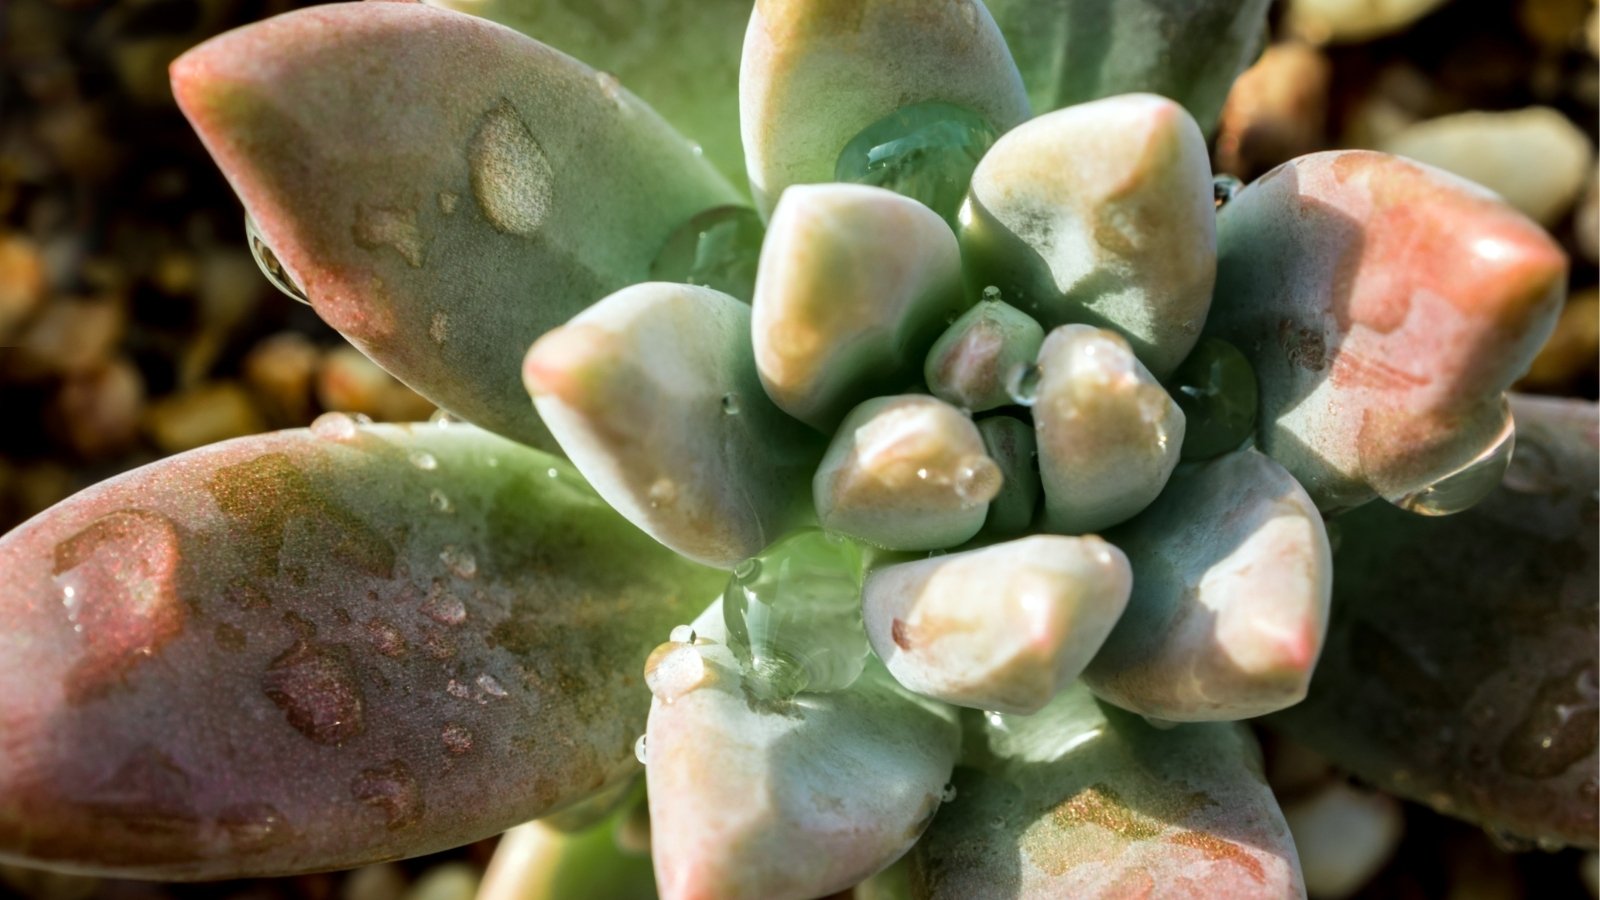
[8, 295, 125, 379]
[1282, 781, 1404, 899]
[244, 331, 321, 426]
[50, 356, 146, 460]
[1215, 43, 1330, 180]
[142, 381, 268, 454]
[1288, 0, 1451, 43]
[1518, 289, 1599, 392]
[0, 232, 46, 342]
[316, 346, 436, 423]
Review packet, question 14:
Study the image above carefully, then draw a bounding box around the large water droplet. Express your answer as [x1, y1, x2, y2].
[1386, 399, 1514, 516]
[1005, 362, 1042, 406]
[668, 624, 697, 644]
[644, 639, 709, 704]
[311, 411, 359, 442]
[721, 529, 870, 700]
[350, 760, 422, 830]
[468, 99, 553, 238]
[634, 734, 649, 765]
[649, 205, 765, 302]
[245, 213, 310, 305]
[261, 641, 366, 745]
[834, 101, 999, 226]
[1167, 337, 1259, 460]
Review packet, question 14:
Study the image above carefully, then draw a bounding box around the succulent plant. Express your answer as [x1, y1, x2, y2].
[0, 1, 1594, 898]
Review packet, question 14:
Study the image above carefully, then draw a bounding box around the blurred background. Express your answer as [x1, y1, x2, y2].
[0, 0, 1596, 897]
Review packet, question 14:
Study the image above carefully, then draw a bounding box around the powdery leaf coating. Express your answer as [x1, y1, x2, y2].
[985, 0, 1272, 133]
[424, 0, 754, 188]
[524, 282, 820, 568]
[1034, 325, 1185, 534]
[1084, 447, 1332, 721]
[646, 602, 960, 900]
[813, 395, 1001, 551]
[1270, 396, 1599, 850]
[171, 2, 737, 451]
[1204, 150, 1566, 512]
[0, 424, 724, 878]
[740, 0, 1031, 213]
[752, 184, 966, 431]
[911, 687, 1305, 898]
[862, 535, 1132, 714]
[962, 94, 1217, 378]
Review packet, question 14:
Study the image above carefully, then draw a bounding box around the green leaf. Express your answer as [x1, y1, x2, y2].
[645, 601, 960, 900]
[1084, 447, 1331, 721]
[984, 0, 1272, 133]
[420, 0, 753, 189]
[478, 806, 656, 900]
[172, 2, 739, 452]
[1204, 150, 1566, 512]
[741, 0, 1030, 213]
[0, 423, 725, 878]
[910, 687, 1305, 897]
[1270, 395, 1599, 850]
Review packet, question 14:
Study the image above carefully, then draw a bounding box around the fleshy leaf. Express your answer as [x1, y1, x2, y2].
[984, 0, 1272, 133]
[524, 282, 820, 568]
[0, 423, 725, 878]
[862, 535, 1131, 714]
[924, 299, 1046, 414]
[910, 687, 1305, 897]
[646, 601, 960, 900]
[171, 2, 739, 451]
[422, 0, 753, 188]
[813, 395, 1001, 551]
[1269, 395, 1599, 850]
[1034, 325, 1185, 534]
[478, 810, 656, 900]
[740, 0, 1030, 213]
[1204, 150, 1567, 512]
[1084, 447, 1332, 721]
[976, 415, 1041, 536]
[752, 184, 966, 431]
[962, 94, 1216, 378]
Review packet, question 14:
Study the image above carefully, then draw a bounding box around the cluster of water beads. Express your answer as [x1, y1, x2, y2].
[649, 205, 766, 302]
[1165, 337, 1259, 460]
[720, 529, 872, 701]
[245, 213, 310, 305]
[1385, 397, 1516, 516]
[834, 101, 1000, 227]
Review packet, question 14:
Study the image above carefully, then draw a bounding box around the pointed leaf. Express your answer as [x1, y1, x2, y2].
[962, 94, 1216, 378]
[924, 299, 1046, 414]
[753, 184, 965, 431]
[1084, 447, 1332, 721]
[910, 688, 1304, 898]
[984, 0, 1270, 133]
[172, 2, 739, 451]
[1269, 396, 1599, 849]
[646, 602, 960, 900]
[0, 423, 725, 878]
[740, 0, 1030, 213]
[423, 0, 754, 189]
[524, 282, 821, 568]
[862, 535, 1131, 714]
[1204, 150, 1567, 512]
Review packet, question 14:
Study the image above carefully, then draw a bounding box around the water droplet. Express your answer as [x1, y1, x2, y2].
[649, 205, 765, 302]
[440, 723, 473, 756]
[428, 489, 453, 513]
[262, 641, 366, 745]
[721, 392, 742, 415]
[648, 478, 679, 510]
[990, 815, 1006, 829]
[439, 546, 477, 580]
[981, 285, 1002, 303]
[669, 624, 698, 644]
[350, 760, 422, 830]
[634, 734, 649, 765]
[1005, 363, 1042, 406]
[644, 639, 709, 703]
[546, 467, 559, 479]
[468, 99, 553, 237]
[940, 783, 958, 803]
[475, 673, 508, 699]
[691, 143, 704, 157]
[596, 71, 626, 108]
[1386, 399, 1514, 516]
[421, 581, 467, 626]
[1213, 174, 1244, 210]
[834, 101, 999, 226]
[409, 450, 438, 471]
[311, 411, 359, 442]
[1168, 339, 1255, 457]
[352, 201, 425, 268]
[428, 409, 457, 428]
[218, 803, 292, 851]
[245, 213, 310, 305]
[984, 710, 1006, 728]
[722, 530, 870, 700]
